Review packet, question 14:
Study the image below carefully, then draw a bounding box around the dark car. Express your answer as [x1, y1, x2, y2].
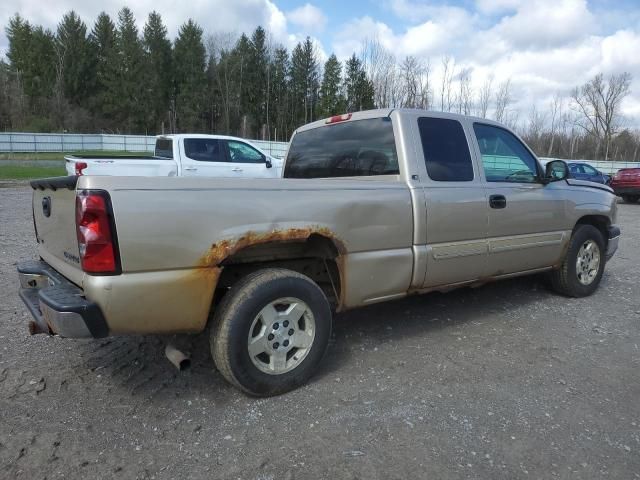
[567, 162, 611, 185]
[610, 167, 640, 203]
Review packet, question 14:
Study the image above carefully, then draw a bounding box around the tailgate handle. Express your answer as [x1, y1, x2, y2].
[489, 194, 507, 209]
[42, 196, 51, 217]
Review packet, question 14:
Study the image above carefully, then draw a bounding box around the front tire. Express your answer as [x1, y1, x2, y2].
[211, 268, 332, 396]
[549, 225, 606, 297]
[622, 195, 639, 204]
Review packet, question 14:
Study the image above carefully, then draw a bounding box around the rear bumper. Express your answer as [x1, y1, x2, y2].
[606, 225, 620, 262]
[17, 260, 109, 338]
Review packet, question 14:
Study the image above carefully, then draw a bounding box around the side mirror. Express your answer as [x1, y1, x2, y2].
[265, 157, 273, 169]
[544, 160, 568, 183]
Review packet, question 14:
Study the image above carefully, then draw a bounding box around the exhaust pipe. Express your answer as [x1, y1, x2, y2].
[165, 343, 191, 371]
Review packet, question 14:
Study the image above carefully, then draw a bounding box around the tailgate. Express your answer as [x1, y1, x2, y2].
[31, 177, 84, 286]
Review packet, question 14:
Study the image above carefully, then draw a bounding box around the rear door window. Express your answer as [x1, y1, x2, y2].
[155, 139, 173, 159]
[418, 117, 474, 182]
[184, 138, 227, 162]
[284, 118, 399, 178]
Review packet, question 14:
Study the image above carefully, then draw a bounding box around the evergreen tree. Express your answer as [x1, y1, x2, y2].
[143, 11, 172, 132]
[104, 7, 147, 132]
[344, 54, 374, 112]
[27, 27, 57, 100]
[269, 46, 290, 141]
[173, 20, 206, 131]
[249, 26, 268, 137]
[233, 33, 254, 136]
[319, 54, 345, 118]
[6, 15, 56, 102]
[56, 11, 93, 106]
[89, 12, 116, 127]
[6, 15, 32, 77]
[290, 37, 319, 128]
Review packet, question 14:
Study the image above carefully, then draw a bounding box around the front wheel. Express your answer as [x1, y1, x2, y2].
[622, 195, 639, 204]
[210, 268, 332, 396]
[549, 225, 606, 297]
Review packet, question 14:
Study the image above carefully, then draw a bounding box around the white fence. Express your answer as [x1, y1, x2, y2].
[0, 132, 289, 159]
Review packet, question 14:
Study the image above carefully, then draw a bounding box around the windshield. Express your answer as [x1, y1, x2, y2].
[284, 118, 399, 178]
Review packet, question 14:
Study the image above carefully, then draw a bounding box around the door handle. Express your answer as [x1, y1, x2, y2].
[184, 167, 197, 171]
[489, 194, 507, 209]
[231, 167, 243, 172]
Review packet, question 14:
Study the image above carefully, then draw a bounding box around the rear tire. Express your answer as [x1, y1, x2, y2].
[622, 195, 639, 203]
[211, 268, 332, 396]
[549, 225, 606, 297]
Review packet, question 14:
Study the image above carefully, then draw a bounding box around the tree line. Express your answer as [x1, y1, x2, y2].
[0, 9, 374, 141]
[0, 9, 637, 160]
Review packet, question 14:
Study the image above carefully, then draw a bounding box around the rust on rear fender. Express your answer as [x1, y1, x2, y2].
[196, 226, 347, 309]
[200, 226, 346, 267]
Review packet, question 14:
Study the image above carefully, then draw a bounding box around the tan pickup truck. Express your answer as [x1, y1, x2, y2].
[18, 109, 620, 396]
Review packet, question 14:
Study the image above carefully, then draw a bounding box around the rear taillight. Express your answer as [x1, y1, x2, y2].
[75, 190, 120, 274]
[75, 162, 88, 176]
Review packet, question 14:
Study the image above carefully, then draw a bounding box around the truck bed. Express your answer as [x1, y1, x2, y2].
[65, 155, 177, 177]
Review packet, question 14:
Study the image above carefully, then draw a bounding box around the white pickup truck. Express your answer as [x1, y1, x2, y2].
[65, 134, 283, 178]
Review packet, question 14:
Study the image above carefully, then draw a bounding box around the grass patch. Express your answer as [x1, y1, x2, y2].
[0, 150, 153, 161]
[0, 165, 66, 179]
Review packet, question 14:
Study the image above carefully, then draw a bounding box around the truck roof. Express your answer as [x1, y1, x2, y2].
[156, 134, 260, 142]
[295, 108, 507, 133]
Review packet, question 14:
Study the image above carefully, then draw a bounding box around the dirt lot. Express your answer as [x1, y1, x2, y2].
[0, 184, 638, 480]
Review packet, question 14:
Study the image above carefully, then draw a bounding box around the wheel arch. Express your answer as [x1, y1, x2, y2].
[574, 214, 610, 246]
[209, 231, 345, 310]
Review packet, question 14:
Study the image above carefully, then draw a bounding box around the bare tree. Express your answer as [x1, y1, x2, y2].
[547, 93, 563, 156]
[523, 104, 547, 152]
[361, 37, 400, 108]
[476, 74, 493, 118]
[52, 39, 68, 130]
[457, 68, 473, 115]
[206, 32, 239, 134]
[494, 78, 512, 123]
[418, 59, 432, 110]
[440, 55, 455, 112]
[399, 56, 432, 109]
[571, 72, 632, 160]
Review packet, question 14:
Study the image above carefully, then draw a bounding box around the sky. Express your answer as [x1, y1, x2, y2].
[2, 0, 640, 126]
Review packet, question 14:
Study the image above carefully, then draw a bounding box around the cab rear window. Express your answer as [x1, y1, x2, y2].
[155, 139, 173, 159]
[284, 118, 399, 178]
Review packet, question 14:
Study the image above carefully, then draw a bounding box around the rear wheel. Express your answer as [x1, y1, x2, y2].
[622, 195, 639, 203]
[211, 268, 332, 396]
[549, 224, 606, 297]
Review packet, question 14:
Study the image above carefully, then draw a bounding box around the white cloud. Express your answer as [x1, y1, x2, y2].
[334, 0, 640, 125]
[332, 16, 397, 60]
[474, 0, 522, 14]
[286, 3, 327, 33]
[487, 0, 595, 50]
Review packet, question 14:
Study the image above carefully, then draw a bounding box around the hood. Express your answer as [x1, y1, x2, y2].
[566, 178, 613, 193]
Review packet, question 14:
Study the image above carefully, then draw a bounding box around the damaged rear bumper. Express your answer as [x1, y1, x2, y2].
[17, 260, 109, 338]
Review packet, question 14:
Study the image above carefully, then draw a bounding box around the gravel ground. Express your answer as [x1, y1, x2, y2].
[0, 185, 639, 480]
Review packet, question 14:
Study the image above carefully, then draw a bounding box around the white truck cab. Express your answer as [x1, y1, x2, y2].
[65, 134, 284, 178]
